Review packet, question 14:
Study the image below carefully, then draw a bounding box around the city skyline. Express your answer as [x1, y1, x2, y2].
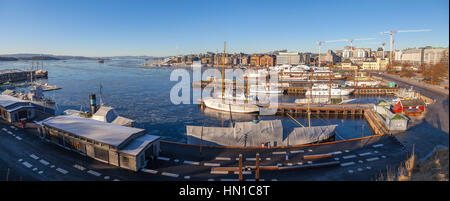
[0, 0, 448, 57]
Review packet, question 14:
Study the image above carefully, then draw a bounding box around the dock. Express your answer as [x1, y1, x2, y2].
[259, 102, 372, 116]
[0, 69, 47, 84]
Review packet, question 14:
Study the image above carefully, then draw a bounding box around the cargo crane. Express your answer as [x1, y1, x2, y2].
[346, 38, 376, 51]
[380, 29, 432, 69]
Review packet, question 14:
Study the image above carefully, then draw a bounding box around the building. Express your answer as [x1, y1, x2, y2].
[423, 47, 449, 66]
[250, 54, 262, 66]
[260, 54, 276, 67]
[392, 99, 426, 116]
[361, 58, 389, 71]
[373, 101, 408, 131]
[0, 95, 35, 123]
[340, 59, 359, 70]
[38, 115, 161, 171]
[276, 52, 300, 65]
[91, 106, 135, 127]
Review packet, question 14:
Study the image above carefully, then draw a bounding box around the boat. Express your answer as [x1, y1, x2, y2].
[295, 96, 355, 104]
[2, 87, 56, 115]
[305, 84, 354, 96]
[244, 69, 268, 78]
[345, 80, 381, 87]
[249, 84, 283, 94]
[98, 59, 105, 63]
[186, 119, 337, 147]
[202, 97, 260, 113]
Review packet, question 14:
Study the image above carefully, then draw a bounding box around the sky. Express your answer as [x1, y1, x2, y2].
[0, 0, 448, 57]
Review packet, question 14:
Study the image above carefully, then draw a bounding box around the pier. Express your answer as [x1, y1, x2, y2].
[259, 102, 372, 116]
[0, 69, 48, 84]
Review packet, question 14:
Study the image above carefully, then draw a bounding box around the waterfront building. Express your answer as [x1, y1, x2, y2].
[250, 54, 263, 66]
[38, 115, 161, 171]
[361, 58, 389, 71]
[392, 99, 426, 116]
[0, 94, 35, 123]
[276, 52, 301, 65]
[260, 54, 276, 67]
[423, 47, 449, 66]
[341, 61, 359, 70]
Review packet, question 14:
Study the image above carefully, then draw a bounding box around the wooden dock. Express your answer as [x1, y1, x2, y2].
[259, 103, 372, 116]
[363, 109, 390, 135]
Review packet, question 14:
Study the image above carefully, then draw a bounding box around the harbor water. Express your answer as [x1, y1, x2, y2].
[0, 59, 396, 143]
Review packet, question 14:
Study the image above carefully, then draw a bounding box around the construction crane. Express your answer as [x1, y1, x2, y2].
[346, 38, 376, 51]
[314, 39, 347, 67]
[380, 29, 432, 67]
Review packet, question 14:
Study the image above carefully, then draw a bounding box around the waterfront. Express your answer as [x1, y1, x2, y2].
[0, 59, 395, 143]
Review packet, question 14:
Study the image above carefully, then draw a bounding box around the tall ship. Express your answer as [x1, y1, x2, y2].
[305, 84, 354, 96]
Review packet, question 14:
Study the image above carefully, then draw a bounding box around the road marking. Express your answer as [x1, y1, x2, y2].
[39, 159, 49, 166]
[246, 179, 256, 181]
[357, 168, 364, 172]
[271, 179, 278, 181]
[113, 179, 120, 181]
[1, 128, 7, 131]
[204, 162, 221, 167]
[272, 151, 286, 155]
[183, 160, 200, 165]
[381, 155, 387, 159]
[287, 163, 293, 166]
[87, 170, 102, 177]
[184, 176, 190, 179]
[366, 157, 380, 162]
[38, 171, 44, 174]
[359, 152, 372, 156]
[32, 168, 38, 171]
[215, 157, 231, 161]
[358, 160, 364, 163]
[18, 159, 23, 162]
[297, 162, 303, 165]
[344, 150, 349, 152]
[30, 154, 39, 160]
[50, 165, 55, 168]
[161, 172, 179, 178]
[348, 170, 354, 174]
[7, 131, 12, 135]
[374, 151, 379, 154]
[210, 171, 228, 174]
[173, 159, 179, 163]
[22, 161, 33, 168]
[291, 150, 304, 154]
[308, 149, 313, 152]
[56, 168, 68, 174]
[208, 179, 215, 181]
[342, 155, 356, 159]
[221, 179, 239, 181]
[246, 158, 259, 161]
[234, 171, 251, 175]
[104, 176, 110, 180]
[366, 166, 372, 170]
[157, 156, 170, 161]
[372, 144, 384, 148]
[16, 136, 22, 140]
[73, 164, 86, 171]
[331, 151, 342, 155]
[334, 158, 340, 161]
[307, 161, 312, 164]
[266, 158, 271, 161]
[141, 168, 158, 174]
[340, 162, 355, 167]
[10, 126, 15, 129]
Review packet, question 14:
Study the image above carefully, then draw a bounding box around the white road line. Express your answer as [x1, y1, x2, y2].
[215, 157, 231, 161]
[290, 150, 304, 154]
[297, 162, 303, 165]
[271, 179, 278, 181]
[173, 159, 179, 163]
[334, 158, 340, 161]
[266, 158, 271, 161]
[18, 159, 23, 162]
[22, 161, 33, 168]
[113, 179, 120, 181]
[161, 172, 179, 178]
[10, 126, 15, 129]
[342, 155, 357, 159]
[39, 159, 49, 166]
[50, 165, 55, 168]
[366, 157, 380, 162]
[332, 151, 343, 155]
[16, 136, 22, 140]
[366, 166, 372, 170]
[30, 154, 39, 160]
[2, 128, 7, 131]
[345, 150, 349, 152]
[87, 170, 102, 177]
[358, 160, 364, 163]
[210, 171, 228, 174]
[372, 144, 384, 148]
[287, 163, 293, 166]
[141, 168, 158, 174]
[157, 156, 170, 161]
[359, 152, 372, 156]
[184, 176, 190, 179]
[204, 162, 220, 167]
[7, 131, 12, 135]
[234, 171, 251, 175]
[207, 179, 215, 181]
[56, 168, 68, 174]
[104, 176, 110, 180]
[381, 155, 387, 159]
[272, 151, 286, 155]
[183, 160, 200, 165]
[348, 170, 354, 174]
[307, 161, 312, 164]
[73, 164, 86, 171]
[32, 168, 38, 171]
[308, 149, 313, 152]
[221, 179, 239, 181]
[357, 168, 364, 172]
[246, 158, 259, 161]
[38, 171, 44, 174]
[374, 151, 379, 154]
[340, 162, 355, 167]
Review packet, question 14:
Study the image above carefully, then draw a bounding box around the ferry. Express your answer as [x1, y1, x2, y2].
[345, 80, 381, 87]
[305, 84, 354, 96]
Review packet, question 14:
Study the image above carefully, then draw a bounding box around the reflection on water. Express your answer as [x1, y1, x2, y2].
[0, 59, 387, 143]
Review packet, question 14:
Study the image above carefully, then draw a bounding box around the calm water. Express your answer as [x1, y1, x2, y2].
[0, 59, 393, 142]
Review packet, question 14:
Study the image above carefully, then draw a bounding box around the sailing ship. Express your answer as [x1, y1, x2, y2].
[305, 84, 354, 96]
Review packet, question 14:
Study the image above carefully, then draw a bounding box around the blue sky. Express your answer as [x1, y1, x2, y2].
[0, 0, 448, 56]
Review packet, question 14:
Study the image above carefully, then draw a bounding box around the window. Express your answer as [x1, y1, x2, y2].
[121, 156, 129, 167]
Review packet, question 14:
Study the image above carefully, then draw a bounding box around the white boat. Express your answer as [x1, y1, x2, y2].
[345, 80, 381, 87]
[245, 69, 268, 78]
[249, 84, 283, 94]
[202, 97, 260, 113]
[213, 88, 256, 102]
[295, 96, 356, 104]
[305, 84, 354, 96]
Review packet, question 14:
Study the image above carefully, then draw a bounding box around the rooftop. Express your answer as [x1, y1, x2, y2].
[0, 94, 27, 108]
[119, 134, 161, 156]
[42, 115, 145, 147]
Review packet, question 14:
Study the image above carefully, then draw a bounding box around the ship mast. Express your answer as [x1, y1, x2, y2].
[222, 42, 226, 100]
